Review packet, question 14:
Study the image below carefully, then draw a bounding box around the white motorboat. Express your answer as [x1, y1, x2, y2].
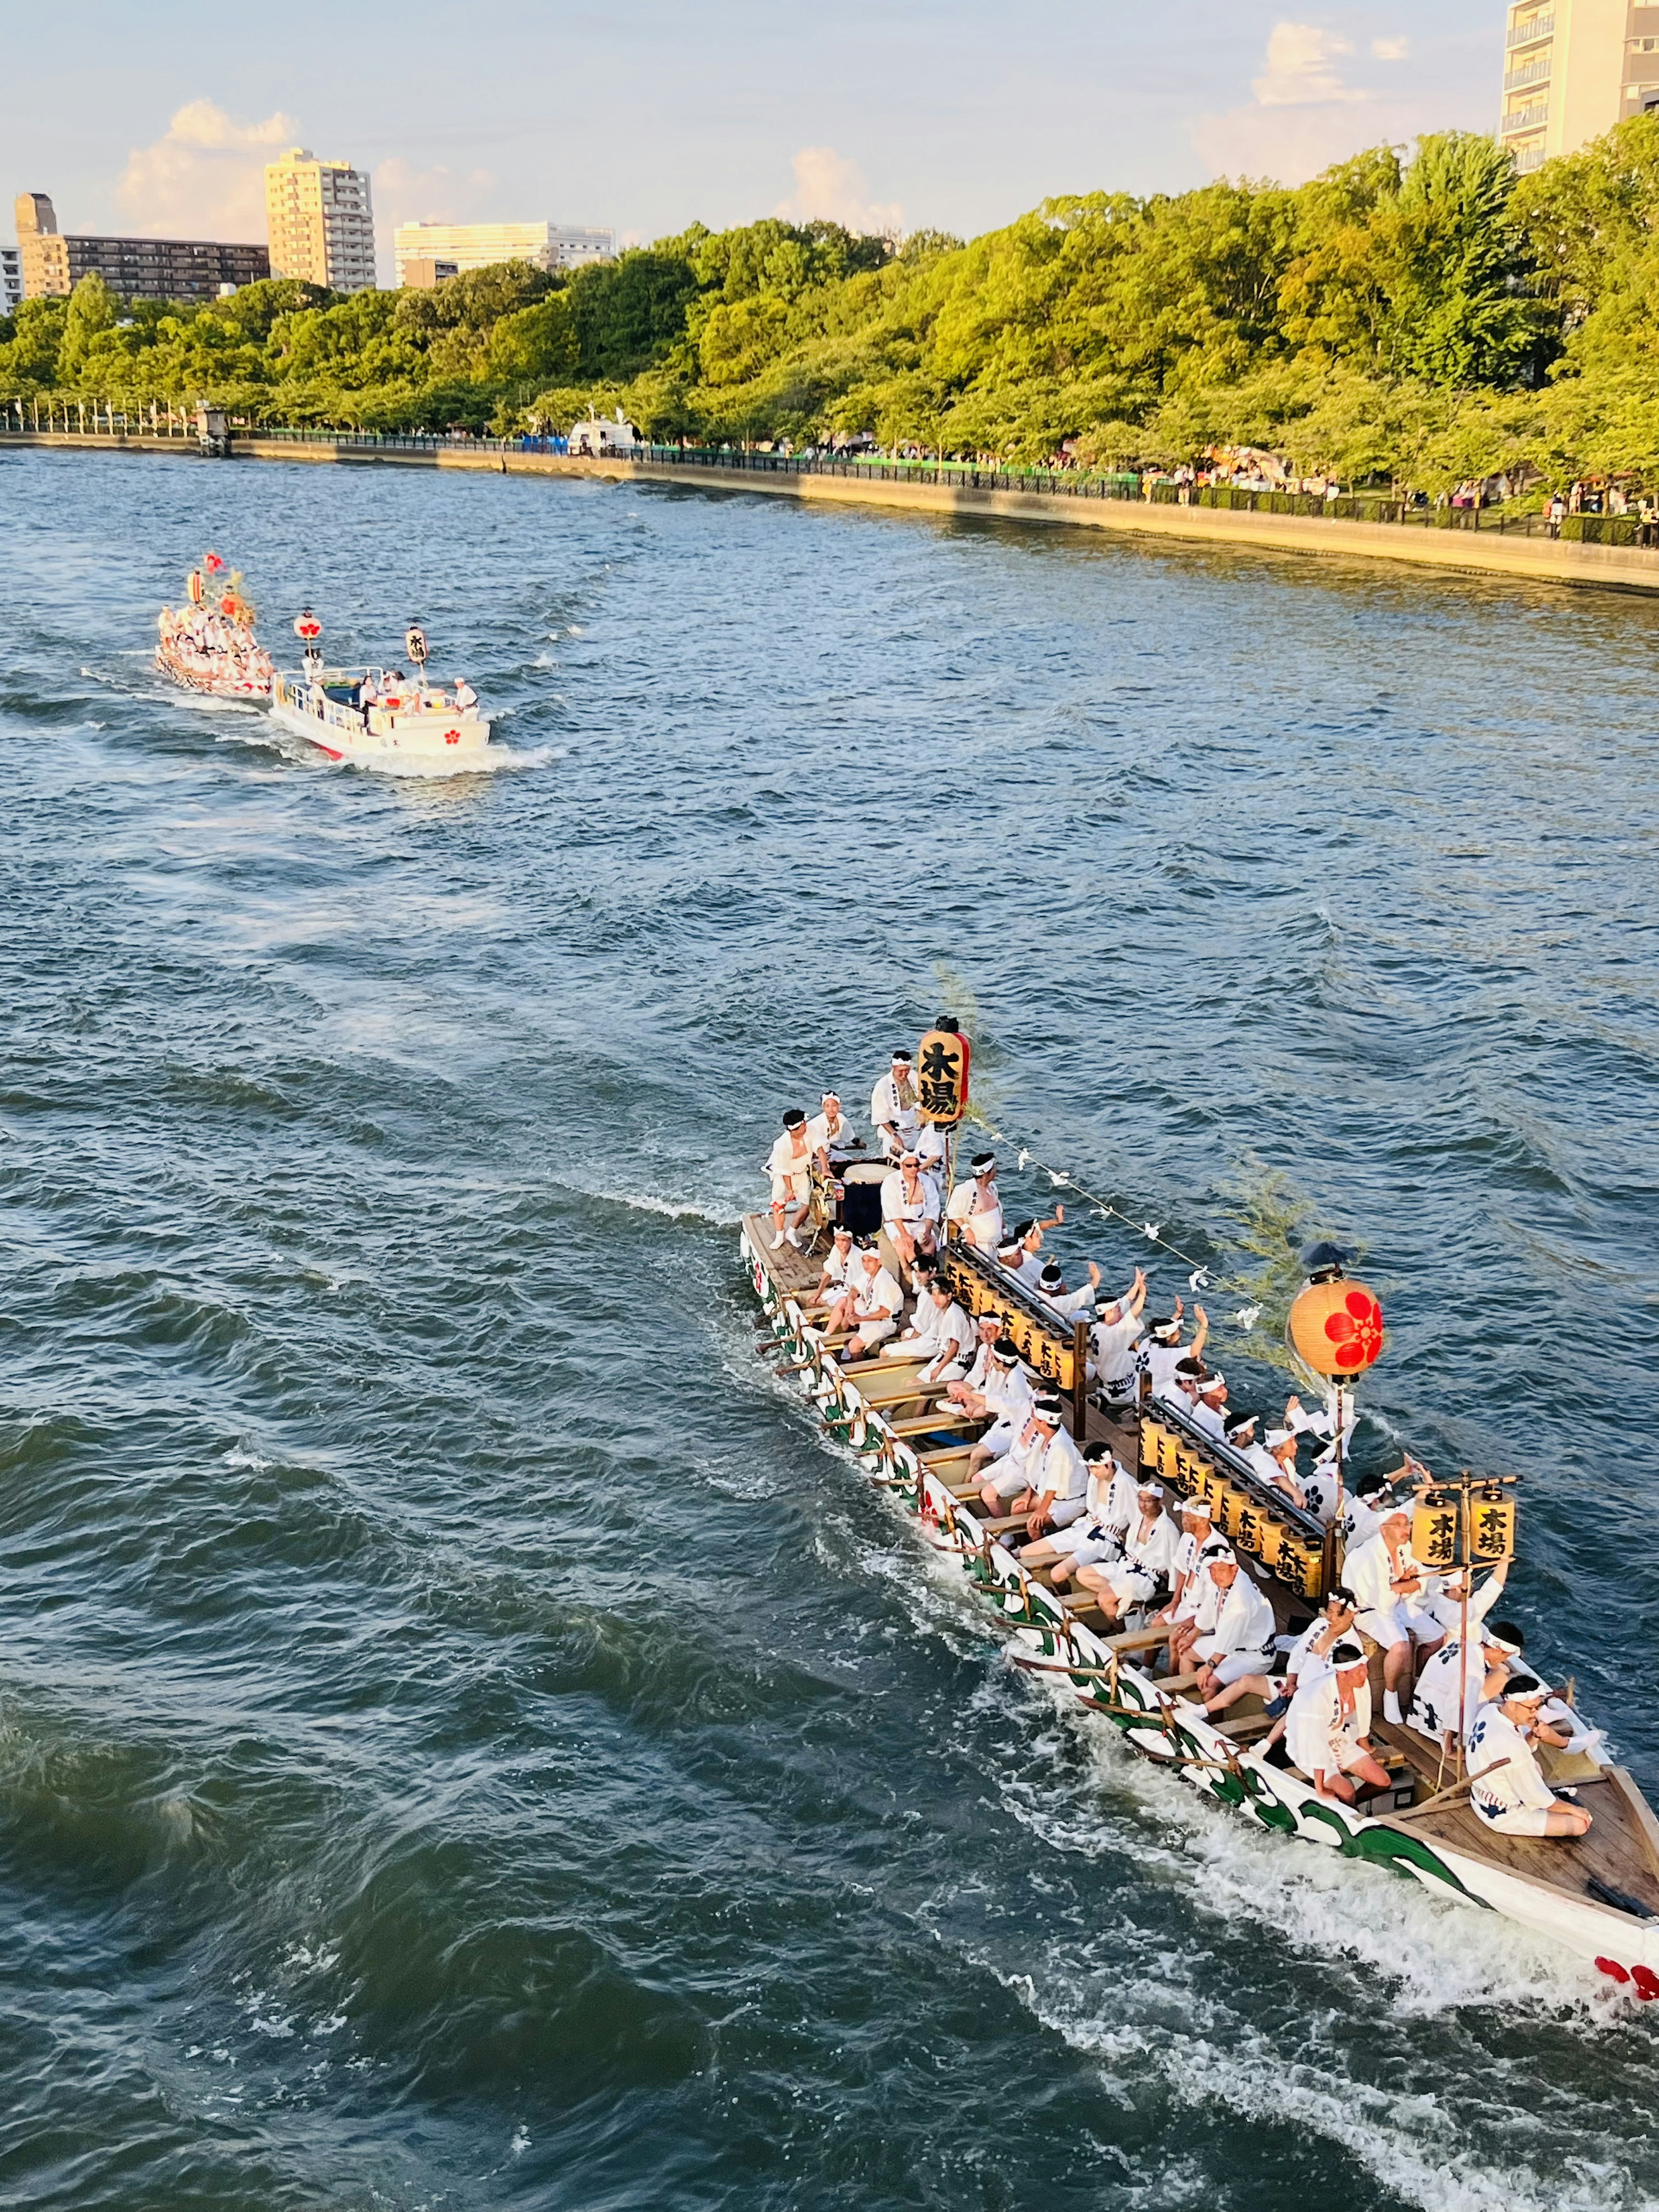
[270, 667, 493, 768]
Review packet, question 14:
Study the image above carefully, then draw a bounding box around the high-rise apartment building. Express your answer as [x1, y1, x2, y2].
[1, 245, 21, 313]
[13, 191, 270, 300]
[1499, 0, 1659, 172]
[392, 219, 616, 285]
[264, 149, 377, 293]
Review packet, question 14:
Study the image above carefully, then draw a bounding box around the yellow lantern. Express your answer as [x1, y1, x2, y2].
[1288, 1278, 1385, 1377]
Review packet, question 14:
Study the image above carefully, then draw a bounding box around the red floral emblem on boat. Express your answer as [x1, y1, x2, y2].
[1324, 1288, 1384, 1370]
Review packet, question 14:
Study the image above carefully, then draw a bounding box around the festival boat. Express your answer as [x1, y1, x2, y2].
[269, 614, 493, 768]
[156, 553, 274, 699]
[740, 1028, 1659, 1998]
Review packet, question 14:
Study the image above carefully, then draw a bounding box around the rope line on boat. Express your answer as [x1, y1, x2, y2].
[963, 1112, 1265, 1327]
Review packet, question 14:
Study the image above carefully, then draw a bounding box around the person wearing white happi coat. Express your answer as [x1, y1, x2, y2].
[1036, 1258, 1102, 1321]
[1004, 1398, 1090, 1540]
[1190, 1372, 1229, 1441]
[1466, 1678, 1592, 1838]
[998, 1237, 1045, 1290]
[913, 1120, 947, 1177]
[942, 1318, 1001, 1409]
[765, 1108, 817, 1249]
[1074, 1481, 1179, 1623]
[870, 1051, 921, 1160]
[884, 1278, 974, 1377]
[805, 1091, 852, 1162]
[1165, 1532, 1236, 1673]
[826, 1244, 903, 1357]
[1286, 1643, 1393, 1802]
[1087, 1270, 1147, 1404]
[1337, 1471, 1394, 1553]
[1409, 1612, 1523, 1744]
[1347, 1510, 1445, 1724]
[1208, 1586, 1360, 1729]
[963, 1346, 1036, 1469]
[1418, 1557, 1509, 1643]
[813, 1226, 857, 1304]
[880, 1153, 941, 1265]
[979, 1405, 1051, 1513]
[1193, 1552, 1278, 1696]
[945, 1153, 1003, 1253]
[1143, 1303, 1208, 1401]
[1247, 1428, 1306, 1510]
[1026, 1443, 1134, 1581]
[1158, 1497, 1217, 1622]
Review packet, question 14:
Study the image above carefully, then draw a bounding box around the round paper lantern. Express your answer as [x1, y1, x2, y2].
[1288, 1278, 1384, 1376]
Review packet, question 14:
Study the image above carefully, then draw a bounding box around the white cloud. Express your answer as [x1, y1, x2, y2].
[1252, 22, 1364, 107]
[1372, 35, 1411, 59]
[370, 156, 497, 234]
[774, 147, 902, 237]
[115, 100, 298, 241]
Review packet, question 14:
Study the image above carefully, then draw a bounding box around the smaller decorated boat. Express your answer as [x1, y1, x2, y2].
[156, 553, 274, 698]
[269, 612, 493, 769]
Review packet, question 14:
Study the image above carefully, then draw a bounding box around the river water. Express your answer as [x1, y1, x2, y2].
[3, 445, 1658, 2212]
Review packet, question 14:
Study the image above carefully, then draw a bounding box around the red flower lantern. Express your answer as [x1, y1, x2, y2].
[1288, 1278, 1384, 1376]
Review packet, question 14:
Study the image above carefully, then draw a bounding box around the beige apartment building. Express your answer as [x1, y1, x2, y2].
[264, 149, 376, 292]
[1500, 0, 1659, 171]
[392, 219, 616, 285]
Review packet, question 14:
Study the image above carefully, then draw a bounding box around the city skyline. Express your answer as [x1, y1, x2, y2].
[2, 0, 1504, 281]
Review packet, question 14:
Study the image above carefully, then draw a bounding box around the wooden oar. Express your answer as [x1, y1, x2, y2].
[1381, 1758, 1511, 1825]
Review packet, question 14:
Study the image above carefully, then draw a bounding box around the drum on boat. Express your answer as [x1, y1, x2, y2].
[838, 1159, 887, 1237]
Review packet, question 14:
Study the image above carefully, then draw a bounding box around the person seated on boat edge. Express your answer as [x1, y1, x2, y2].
[1286, 1642, 1394, 1805]
[1214, 1586, 1360, 1736]
[1409, 1608, 1523, 1744]
[946, 1152, 1003, 1254]
[1346, 1508, 1445, 1726]
[1467, 1676, 1593, 1838]
[883, 1275, 976, 1378]
[812, 1225, 858, 1306]
[1072, 1479, 1179, 1626]
[976, 1386, 1062, 1518]
[963, 1340, 1037, 1476]
[1194, 1550, 1278, 1707]
[871, 1049, 921, 1160]
[1036, 1256, 1101, 1321]
[1025, 1442, 1136, 1584]
[1243, 1425, 1306, 1510]
[1164, 1532, 1236, 1675]
[765, 1108, 817, 1250]
[1087, 1268, 1147, 1410]
[1154, 1495, 1216, 1628]
[1000, 1395, 1090, 1544]
[880, 1150, 941, 1267]
[828, 1241, 905, 1360]
[943, 1322, 1017, 1419]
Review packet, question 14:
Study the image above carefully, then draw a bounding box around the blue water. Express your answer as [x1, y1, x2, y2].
[3, 444, 1659, 2212]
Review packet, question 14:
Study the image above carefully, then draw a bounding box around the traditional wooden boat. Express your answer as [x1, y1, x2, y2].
[156, 553, 273, 699]
[740, 1136, 1659, 1998]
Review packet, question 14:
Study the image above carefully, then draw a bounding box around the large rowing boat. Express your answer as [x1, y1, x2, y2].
[740, 1087, 1659, 2000]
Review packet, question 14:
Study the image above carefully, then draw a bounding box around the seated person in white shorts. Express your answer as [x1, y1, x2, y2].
[1033, 1443, 1138, 1586]
[880, 1151, 941, 1266]
[1286, 1641, 1393, 1804]
[1345, 1509, 1445, 1726]
[1001, 1395, 1089, 1543]
[942, 1316, 1001, 1410]
[883, 1276, 975, 1376]
[765, 1108, 816, 1249]
[1194, 1551, 1278, 1703]
[977, 1403, 1054, 1516]
[825, 1242, 903, 1359]
[812, 1225, 857, 1307]
[1166, 1531, 1233, 1675]
[963, 1343, 1036, 1473]
[1073, 1479, 1178, 1626]
[1466, 1676, 1592, 1839]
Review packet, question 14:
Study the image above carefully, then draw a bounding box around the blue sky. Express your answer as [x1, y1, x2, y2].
[3, 0, 1506, 270]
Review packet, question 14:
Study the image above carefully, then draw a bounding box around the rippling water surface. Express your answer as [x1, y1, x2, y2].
[3, 446, 1659, 2212]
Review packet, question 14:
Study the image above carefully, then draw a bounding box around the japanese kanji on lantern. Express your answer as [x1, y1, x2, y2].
[916, 1022, 970, 1125]
[1412, 1477, 1518, 1570]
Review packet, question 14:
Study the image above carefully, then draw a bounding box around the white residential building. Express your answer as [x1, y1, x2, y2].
[265, 149, 377, 293]
[1499, 0, 1659, 173]
[392, 219, 616, 284]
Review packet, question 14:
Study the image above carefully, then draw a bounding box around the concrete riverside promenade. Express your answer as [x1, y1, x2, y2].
[7, 426, 1659, 599]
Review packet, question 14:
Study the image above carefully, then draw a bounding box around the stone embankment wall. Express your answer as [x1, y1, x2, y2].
[7, 429, 1659, 599]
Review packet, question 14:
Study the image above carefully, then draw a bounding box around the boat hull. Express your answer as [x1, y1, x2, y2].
[738, 1223, 1659, 1994]
[156, 645, 271, 699]
[270, 693, 494, 769]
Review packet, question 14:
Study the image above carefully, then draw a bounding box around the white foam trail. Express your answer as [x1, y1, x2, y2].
[563, 1182, 732, 1225]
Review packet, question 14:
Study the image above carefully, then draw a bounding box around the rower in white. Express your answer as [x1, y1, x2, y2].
[880, 1151, 941, 1267]
[839, 1243, 904, 1360]
[945, 1152, 1003, 1254]
[1002, 1394, 1090, 1543]
[812, 1226, 857, 1306]
[883, 1278, 975, 1379]
[1072, 1479, 1179, 1627]
[1207, 1586, 1360, 1730]
[1022, 1441, 1135, 1585]
[1286, 1642, 1394, 1804]
[963, 1341, 1036, 1477]
[1346, 1507, 1446, 1725]
[870, 1050, 921, 1160]
[1193, 1551, 1278, 1706]
[941, 1316, 1003, 1414]
[765, 1108, 815, 1250]
[1467, 1676, 1593, 1838]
